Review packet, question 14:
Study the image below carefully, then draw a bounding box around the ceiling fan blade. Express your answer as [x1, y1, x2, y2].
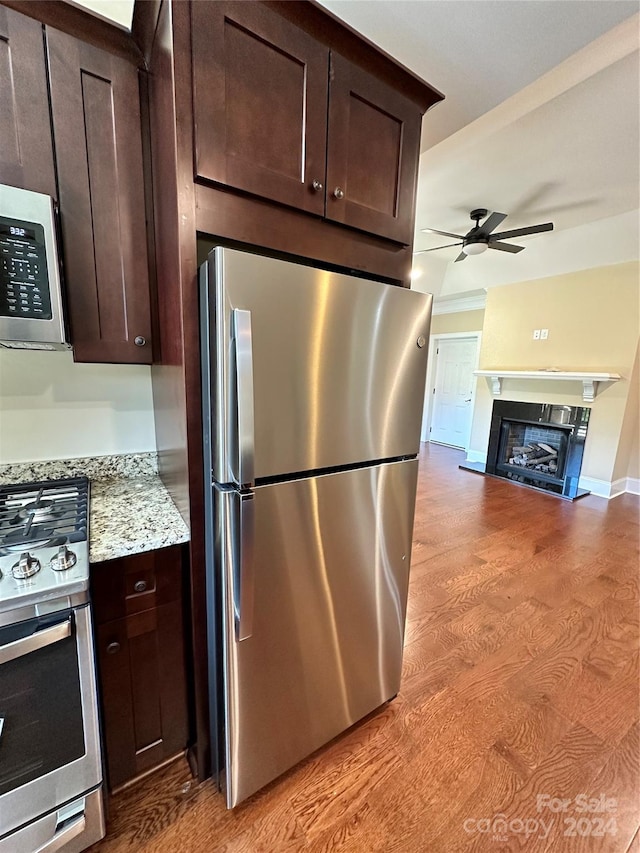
[488, 241, 526, 254]
[491, 222, 554, 240]
[421, 227, 465, 239]
[480, 211, 507, 234]
[454, 251, 468, 263]
[413, 242, 463, 254]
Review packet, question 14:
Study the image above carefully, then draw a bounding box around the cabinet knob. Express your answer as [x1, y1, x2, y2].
[311, 179, 323, 193]
[134, 580, 147, 593]
[134, 336, 146, 347]
[333, 187, 345, 200]
[106, 642, 121, 655]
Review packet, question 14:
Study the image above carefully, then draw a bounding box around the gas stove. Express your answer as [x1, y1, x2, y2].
[0, 476, 90, 614]
[0, 475, 104, 852]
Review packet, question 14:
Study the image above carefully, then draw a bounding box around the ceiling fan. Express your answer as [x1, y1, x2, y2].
[415, 209, 554, 262]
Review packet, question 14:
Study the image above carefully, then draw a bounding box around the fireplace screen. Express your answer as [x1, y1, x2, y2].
[497, 419, 570, 486]
[485, 401, 591, 499]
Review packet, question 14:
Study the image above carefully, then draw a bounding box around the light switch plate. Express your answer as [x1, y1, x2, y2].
[541, 329, 549, 339]
[533, 329, 541, 340]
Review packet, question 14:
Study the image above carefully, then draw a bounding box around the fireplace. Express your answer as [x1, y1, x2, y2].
[485, 401, 591, 499]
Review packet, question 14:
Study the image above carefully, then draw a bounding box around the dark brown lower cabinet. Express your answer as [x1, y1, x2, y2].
[91, 546, 189, 791]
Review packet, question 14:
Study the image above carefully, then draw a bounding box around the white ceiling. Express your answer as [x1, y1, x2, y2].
[317, 0, 640, 297]
[68, 0, 133, 30]
[72, 0, 640, 298]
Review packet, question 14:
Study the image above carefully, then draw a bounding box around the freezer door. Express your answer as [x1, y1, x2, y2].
[216, 459, 418, 807]
[201, 248, 431, 485]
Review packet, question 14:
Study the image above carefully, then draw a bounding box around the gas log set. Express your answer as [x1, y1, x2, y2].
[509, 442, 558, 474]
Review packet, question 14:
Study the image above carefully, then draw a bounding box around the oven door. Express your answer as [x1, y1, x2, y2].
[0, 604, 102, 839]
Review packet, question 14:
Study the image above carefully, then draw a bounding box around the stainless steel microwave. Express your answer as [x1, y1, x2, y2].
[0, 183, 70, 351]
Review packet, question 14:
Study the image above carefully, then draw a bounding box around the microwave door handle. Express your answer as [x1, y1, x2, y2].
[33, 814, 86, 853]
[231, 308, 255, 488]
[233, 492, 255, 642]
[0, 618, 71, 665]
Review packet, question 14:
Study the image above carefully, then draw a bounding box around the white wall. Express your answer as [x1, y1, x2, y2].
[0, 350, 156, 463]
[466, 261, 639, 492]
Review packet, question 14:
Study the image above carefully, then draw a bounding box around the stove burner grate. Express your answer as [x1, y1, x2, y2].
[0, 477, 89, 551]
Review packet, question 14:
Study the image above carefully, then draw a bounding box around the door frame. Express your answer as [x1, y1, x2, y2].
[420, 331, 482, 449]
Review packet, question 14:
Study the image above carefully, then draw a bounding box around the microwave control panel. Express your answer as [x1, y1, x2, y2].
[0, 216, 53, 321]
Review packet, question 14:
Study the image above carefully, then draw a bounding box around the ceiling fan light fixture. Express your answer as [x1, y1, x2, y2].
[462, 241, 488, 256]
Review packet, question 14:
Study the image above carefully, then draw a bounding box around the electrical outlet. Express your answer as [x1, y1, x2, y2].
[533, 329, 541, 340]
[541, 329, 549, 340]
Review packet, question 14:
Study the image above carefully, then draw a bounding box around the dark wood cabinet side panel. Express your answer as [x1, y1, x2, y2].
[46, 27, 152, 364]
[326, 53, 422, 245]
[0, 7, 55, 196]
[97, 618, 137, 788]
[192, 0, 328, 215]
[91, 558, 126, 624]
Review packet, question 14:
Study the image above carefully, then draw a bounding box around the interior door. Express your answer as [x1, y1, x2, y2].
[202, 248, 432, 485]
[217, 459, 418, 807]
[430, 337, 477, 449]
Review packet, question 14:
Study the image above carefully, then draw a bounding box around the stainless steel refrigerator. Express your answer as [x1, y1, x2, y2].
[200, 247, 432, 807]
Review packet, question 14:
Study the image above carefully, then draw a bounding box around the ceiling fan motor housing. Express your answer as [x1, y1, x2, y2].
[470, 208, 488, 223]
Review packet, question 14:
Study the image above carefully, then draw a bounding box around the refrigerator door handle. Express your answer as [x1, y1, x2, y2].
[233, 492, 255, 642]
[231, 308, 255, 488]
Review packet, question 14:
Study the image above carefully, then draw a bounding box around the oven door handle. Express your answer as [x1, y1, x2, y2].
[0, 618, 71, 665]
[33, 814, 86, 853]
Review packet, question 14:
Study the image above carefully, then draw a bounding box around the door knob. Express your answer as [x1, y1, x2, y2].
[333, 187, 345, 200]
[311, 180, 323, 192]
[106, 642, 121, 655]
[134, 336, 146, 347]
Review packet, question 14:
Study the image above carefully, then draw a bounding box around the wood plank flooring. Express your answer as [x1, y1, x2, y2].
[90, 443, 640, 852]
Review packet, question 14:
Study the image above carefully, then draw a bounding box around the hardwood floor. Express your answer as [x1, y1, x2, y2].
[91, 443, 640, 852]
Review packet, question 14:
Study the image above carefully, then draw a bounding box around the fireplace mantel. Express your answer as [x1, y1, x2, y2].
[474, 370, 621, 402]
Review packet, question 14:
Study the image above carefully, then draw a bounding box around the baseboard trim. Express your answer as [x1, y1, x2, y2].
[466, 450, 488, 464]
[578, 476, 628, 499]
[625, 477, 640, 495]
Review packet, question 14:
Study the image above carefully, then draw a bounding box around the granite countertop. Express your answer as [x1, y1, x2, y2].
[89, 475, 189, 563]
[0, 452, 190, 564]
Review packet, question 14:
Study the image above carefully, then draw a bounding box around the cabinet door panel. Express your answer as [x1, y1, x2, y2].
[326, 53, 422, 245]
[0, 8, 55, 196]
[46, 28, 152, 364]
[192, 1, 328, 215]
[97, 618, 137, 788]
[93, 548, 188, 790]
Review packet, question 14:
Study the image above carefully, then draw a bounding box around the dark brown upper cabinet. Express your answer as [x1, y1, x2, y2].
[191, 1, 423, 246]
[46, 28, 152, 364]
[0, 7, 56, 197]
[192, 1, 329, 218]
[325, 53, 422, 245]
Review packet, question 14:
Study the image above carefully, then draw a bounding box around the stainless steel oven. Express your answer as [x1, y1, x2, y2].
[0, 478, 104, 852]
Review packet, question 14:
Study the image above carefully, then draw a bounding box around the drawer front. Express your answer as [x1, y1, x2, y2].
[91, 546, 184, 625]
